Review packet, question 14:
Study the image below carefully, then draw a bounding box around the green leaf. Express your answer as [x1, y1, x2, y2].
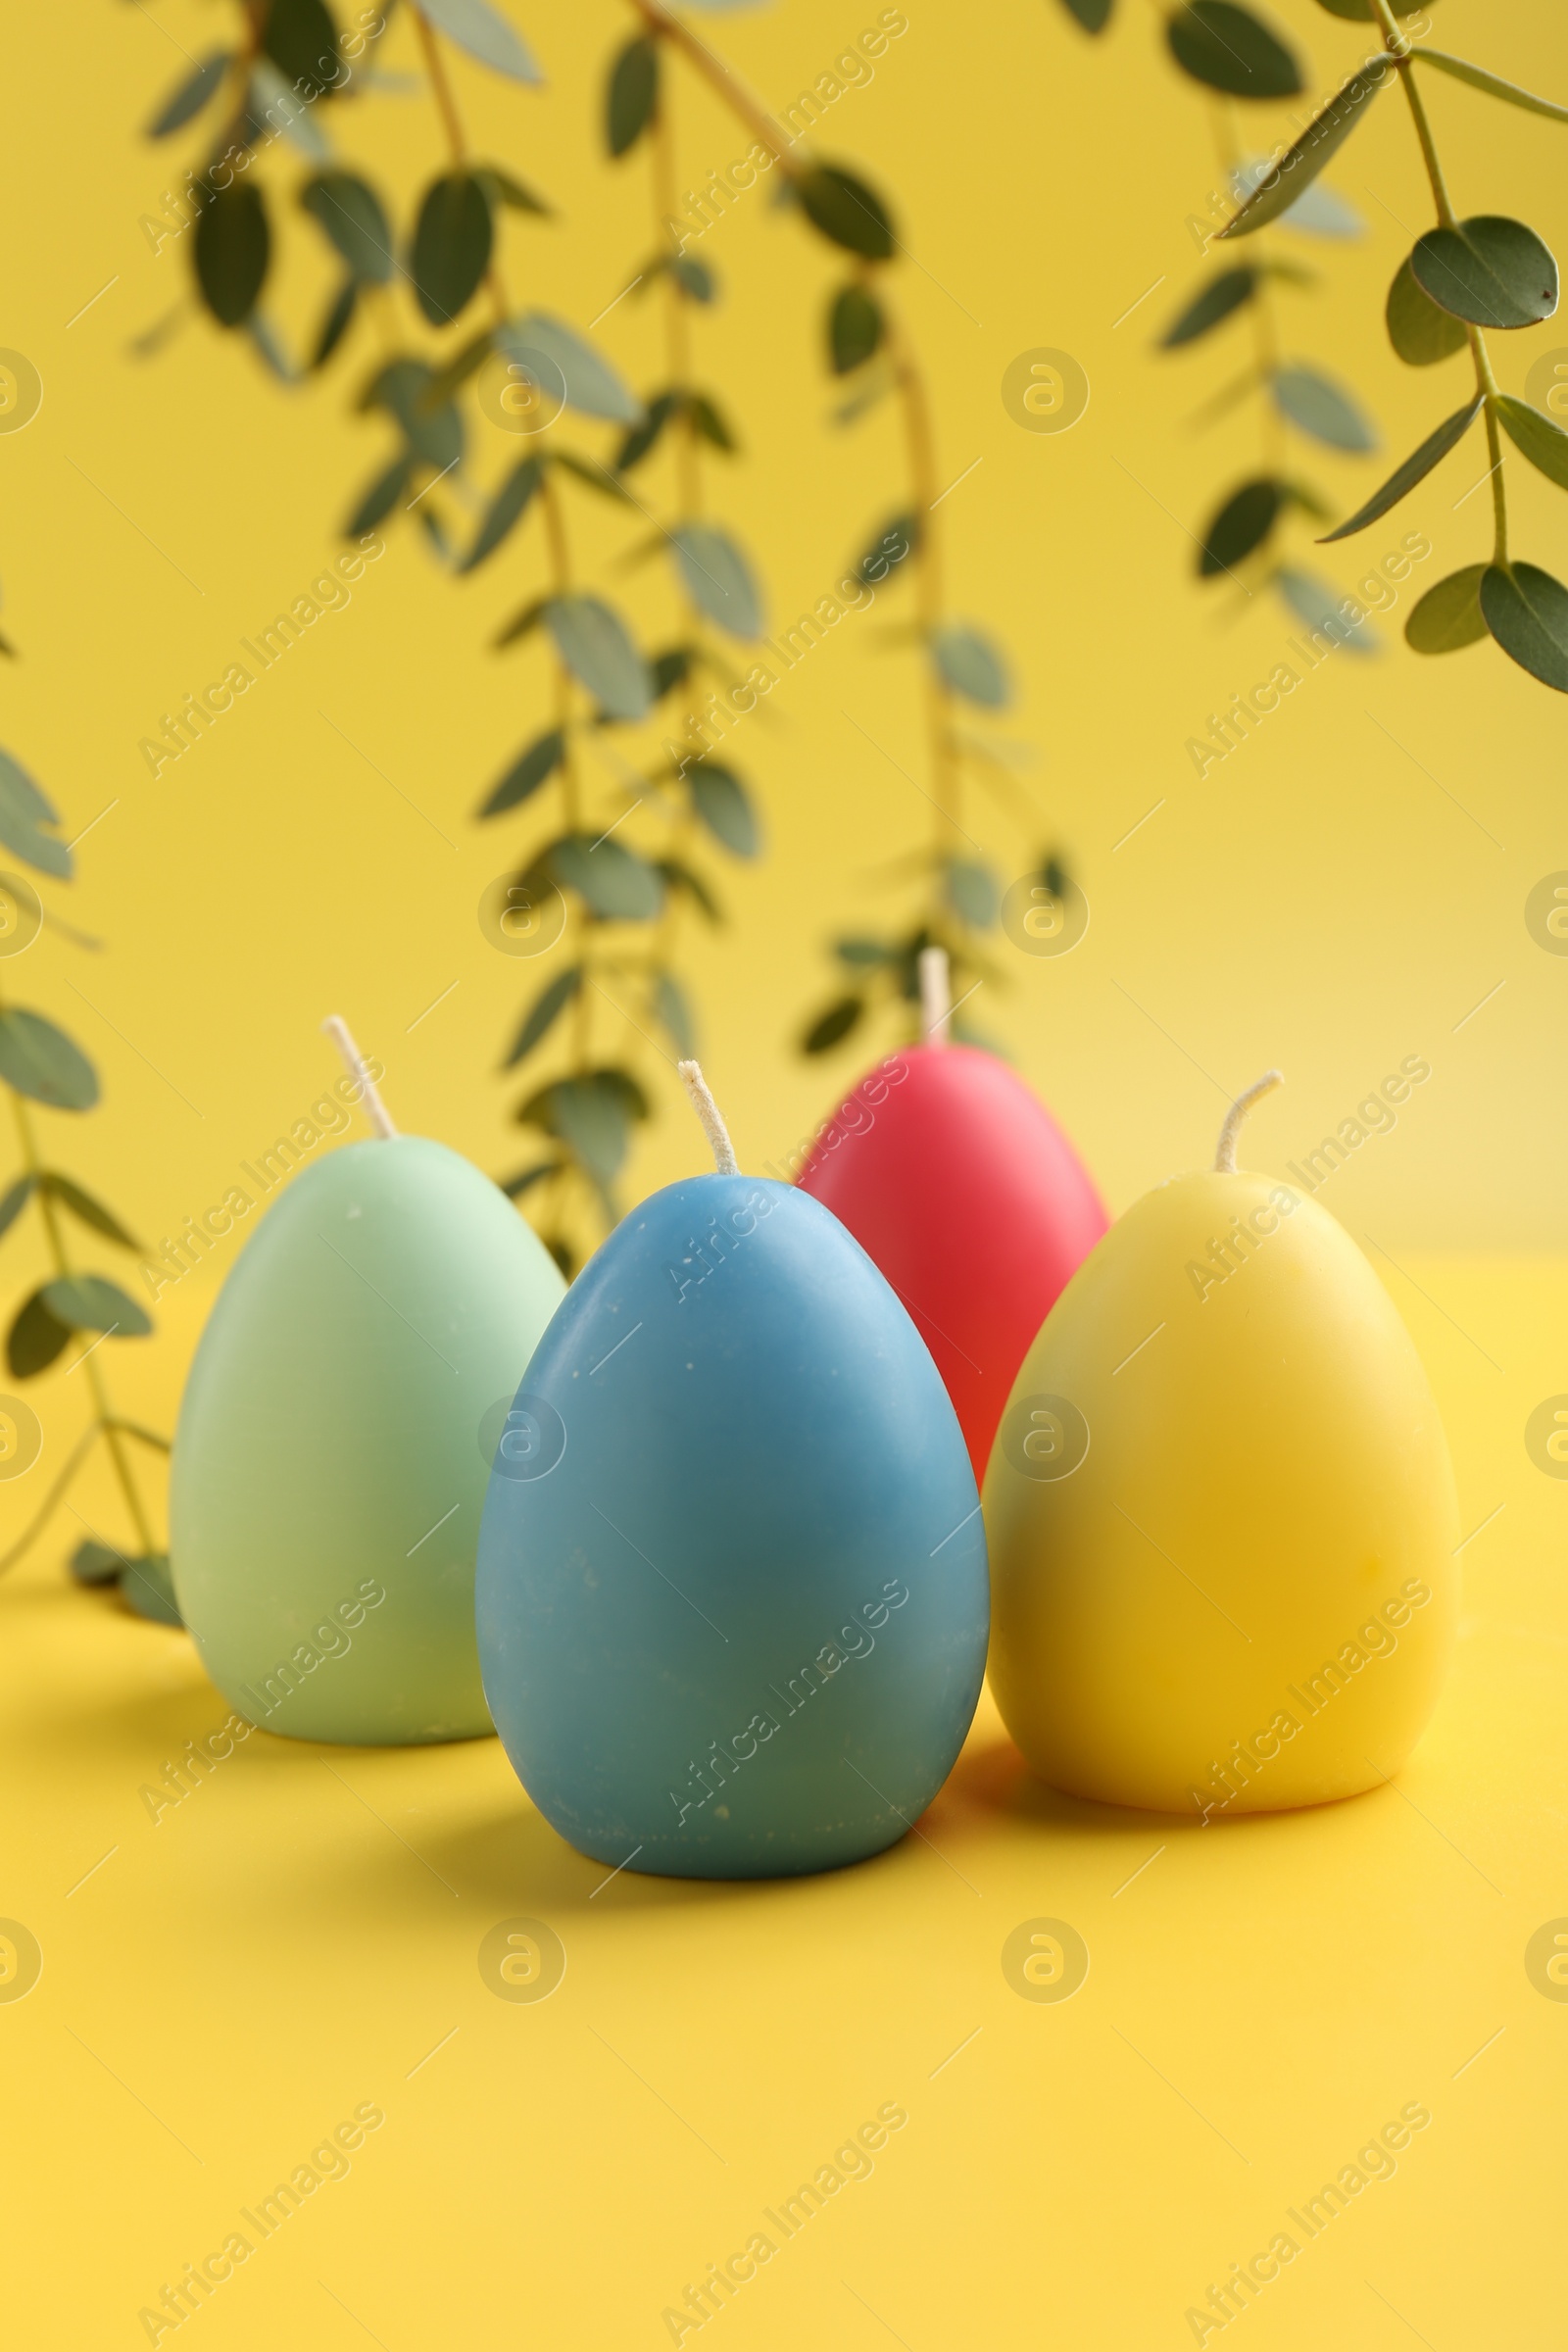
[345, 452, 414, 537]
[499, 1161, 561, 1200]
[547, 833, 664, 919]
[1386, 255, 1468, 366]
[615, 389, 679, 473]
[410, 172, 493, 326]
[1198, 476, 1282, 573]
[830, 285, 885, 373]
[932, 623, 1009, 708]
[517, 1072, 647, 1183]
[1160, 267, 1257, 346]
[121, 1551, 182, 1626]
[0, 1174, 33, 1242]
[1495, 395, 1568, 492]
[797, 166, 896, 260]
[1166, 3, 1300, 99]
[39, 1174, 137, 1249]
[458, 455, 542, 573]
[1057, 0, 1113, 26]
[42, 1275, 152, 1338]
[7, 1290, 70, 1378]
[301, 172, 394, 283]
[501, 313, 643, 425]
[505, 966, 583, 1064]
[687, 391, 736, 452]
[250, 58, 331, 162]
[650, 646, 695, 701]
[362, 357, 465, 469]
[0, 1009, 98, 1110]
[652, 971, 695, 1056]
[262, 0, 342, 94]
[834, 937, 891, 968]
[1404, 564, 1489, 655]
[146, 50, 230, 137]
[545, 595, 651, 721]
[689, 763, 760, 858]
[669, 256, 713, 303]
[607, 33, 659, 156]
[945, 858, 1001, 928]
[194, 182, 270, 328]
[657, 858, 722, 925]
[473, 165, 553, 217]
[553, 450, 636, 505]
[493, 595, 548, 649]
[670, 524, 763, 639]
[70, 1538, 125, 1587]
[1410, 216, 1559, 330]
[0, 750, 71, 879]
[1311, 0, 1431, 15]
[417, 0, 542, 80]
[1272, 366, 1376, 452]
[1218, 61, 1387, 237]
[803, 997, 864, 1054]
[310, 277, 359, 370]
[1415, 49, 1568, 128]
[1480, 563, 1568, 692]
[1317, 395, 1483, 542]
[1274, 566, 1378, 655]
[479, 726, 565, 816]
[854, 512, 920, 585]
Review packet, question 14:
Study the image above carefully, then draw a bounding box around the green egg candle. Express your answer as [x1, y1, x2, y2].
[171, 1019, 564, 1744]
[477, 1062, 990, 1879]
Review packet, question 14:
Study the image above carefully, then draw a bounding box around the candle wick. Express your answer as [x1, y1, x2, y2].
[918, 945, 952, 1048]
[321, 1014, 399, 1141]
[677, 1059, 739, 1177]
[1214, 1069, 1283, 1174]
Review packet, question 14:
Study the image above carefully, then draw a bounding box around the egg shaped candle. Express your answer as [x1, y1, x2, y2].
[476, 1061, 989, 1879]
[171, 1021, 564, 1744]
[797, 951, 1106, 1489]
[984, 1072, 1458, 1816]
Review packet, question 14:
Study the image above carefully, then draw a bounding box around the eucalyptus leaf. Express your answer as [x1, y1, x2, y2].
[0, 1009, 98, 1110]
[854, 513, 919, 586]
[416, 0, 543, 83]
[301, 171, 393, 282]
[500, 1162, 561, 1200]
[1219, 63, 1386, 238]
[0, 749, 70, 878]
[493, 595, 547, 649]
[1311, 0, 1431, 14]
[658, 858, 722, 925]
[505, 966, 583, 1064]
[797, 166, 895, 260]
[1272, 366, 1376, 452]
[0, 1174, 33, 1241]
[1386, 255, 1468, 366]
[345, 452, 414, 537]
[545, 595, 651, 721]
[70, 1538, 126, 1587]
[803, 997, 864, 1054]
[945, 858, 1002, 928]
[1161, 267, 1256, 346]
[1198, 476, 1282, 574]
[548, 833, 664, 920]
[363, 357, 464, 470]
[1057, 0, 1113, 25]
[310, 276, 358, 369]
[932, 624, 1009, 708]
[689, 763, 760, 858]
[1480, 563, 1568, 692]
[473, 166, 552, 217]
[652, 971, 695, 1056]
[1404, 564, 1489, 655]
[262, 0, 341, 95]
[1317, 395, 1483, 542]
[1415, 49, 1568, 128]
[250, 58, 331, 161]
[669, 256, 714, 303]
[1494, 395, 1568, 492]
[410, 172, 493, 325]
[39, 1173, 138, 1249]
[7, 1291, 70, 1379]
[830, 284, 884, 372]
[1410, 216, 1559, 331]
[607, 33, 659, 157]
[1232, 157, 1363, 240]
[42, 1275, 152, 1338]
[146, 50, 230, 138]
[121, 1552, 182, 1626]
[479, 726, 564, 817]
[1166, 2, 1300, 100]
[501, 313, 643, 425]
[459, 455, 542, 573]
[553, 450, 637, 505]
[1274, 566, 1378, 654]
[194, 183, 270, 328]
[615, 389, 679, 474]
[518, 1071, 648, 1183]
[688, 391, 736, 452]
[670, 524, 763, 639]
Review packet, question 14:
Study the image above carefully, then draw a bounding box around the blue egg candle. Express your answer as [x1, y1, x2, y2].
[476, 1061, 989, 1879]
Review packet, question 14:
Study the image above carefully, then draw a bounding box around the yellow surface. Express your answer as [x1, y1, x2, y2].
[5, 1258, 1565, 2347]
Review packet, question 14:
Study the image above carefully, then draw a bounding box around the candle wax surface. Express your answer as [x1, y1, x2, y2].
[476, 1175, 989, 1880]
[171, 1136, 564, 1744]
[797, 1045, 1107, 1489]
[983, 1169, 1459, 1814]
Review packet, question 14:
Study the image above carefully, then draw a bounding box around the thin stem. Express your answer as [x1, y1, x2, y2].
[650, 67, 700, 521]
[882, 294, 957, 858]
[1209, 101, 1284, 473]
[626, 0, 800, 180]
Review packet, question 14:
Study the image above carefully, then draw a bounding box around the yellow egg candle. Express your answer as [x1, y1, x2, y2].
[984, 1073, 1458, 1816]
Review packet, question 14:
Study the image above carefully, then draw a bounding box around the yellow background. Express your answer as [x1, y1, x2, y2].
[2, 0, 1565, 2342]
